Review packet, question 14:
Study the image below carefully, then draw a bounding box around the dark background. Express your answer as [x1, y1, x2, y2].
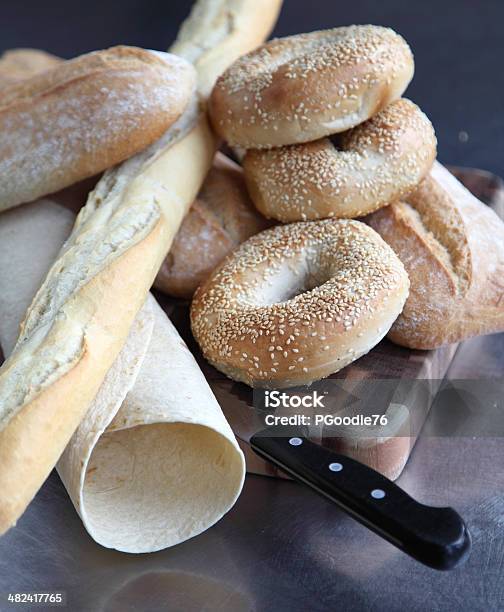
[1, 0, 503, 176]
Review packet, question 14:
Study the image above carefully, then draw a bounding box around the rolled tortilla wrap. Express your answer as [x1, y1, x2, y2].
[0, 200, 245, 552]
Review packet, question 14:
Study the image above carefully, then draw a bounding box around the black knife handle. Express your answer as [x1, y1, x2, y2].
[250, 425, 471, 571]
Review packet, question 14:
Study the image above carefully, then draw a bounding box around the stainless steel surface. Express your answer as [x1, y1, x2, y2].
[0, 334, 503, 612]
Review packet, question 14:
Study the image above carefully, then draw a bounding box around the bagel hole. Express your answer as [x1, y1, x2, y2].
[253, 256, 332, 306]
[328, 133, 344, 150]
[279, 274, 324, 302]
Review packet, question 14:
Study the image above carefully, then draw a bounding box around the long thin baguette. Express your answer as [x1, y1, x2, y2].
[0, 46, 196, 211]
[0, 0, 282, 535]
[0, 104, 214, 534]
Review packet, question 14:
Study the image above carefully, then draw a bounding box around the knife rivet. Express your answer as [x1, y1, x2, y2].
[329, 462, 343, 472]
[289, 437, 303, 446]
[371, 489, 386, 499]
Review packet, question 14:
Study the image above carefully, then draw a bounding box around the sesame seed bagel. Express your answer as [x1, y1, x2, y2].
[243, 99, 437, 222]
[209, 25, 414, 149]
[191, 220, 410, 388]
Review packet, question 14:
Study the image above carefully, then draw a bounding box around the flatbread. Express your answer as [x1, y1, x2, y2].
[0, 200, 245, 552]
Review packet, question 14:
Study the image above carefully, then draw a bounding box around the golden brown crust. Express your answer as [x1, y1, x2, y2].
[0, 46, 196, 211]
[209, 25, 414, 148]
[244, 99, 436, 221]
[155, 153, 271, 298]
[0, 48, 60, 85]
[191, 219, 409, 388]
[367, 162, 504, 349]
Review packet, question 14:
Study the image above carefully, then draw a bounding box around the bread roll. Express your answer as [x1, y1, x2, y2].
[367, 162, 504, 349]
[0, 0, 282, 535]
[155, 152, 271, 298]
[0, 46, 196, 211]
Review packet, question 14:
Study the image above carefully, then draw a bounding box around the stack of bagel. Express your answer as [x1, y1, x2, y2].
[188, 25, 504, 388]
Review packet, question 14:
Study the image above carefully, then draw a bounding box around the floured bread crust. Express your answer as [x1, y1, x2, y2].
[0, 48, 60, 85]
[0, 46, 196, 211]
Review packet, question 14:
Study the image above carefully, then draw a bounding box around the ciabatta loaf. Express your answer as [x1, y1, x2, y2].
[367, 162, 504, 349]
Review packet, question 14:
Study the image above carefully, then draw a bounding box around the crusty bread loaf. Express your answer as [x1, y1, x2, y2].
[0, 0, 282, 535]
[171, 0, 283, 98]
[0, 48, 60, 85]
[0, 46, 196, 211]
[367, 162, 504, 349]
[155, 152, 271, 298]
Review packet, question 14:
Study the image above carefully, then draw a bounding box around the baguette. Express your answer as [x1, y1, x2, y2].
[0, 46, 196, 211]
[0, 0, 282, 535]
[367, 161, 504, 349]
[0, 104, 214, 535]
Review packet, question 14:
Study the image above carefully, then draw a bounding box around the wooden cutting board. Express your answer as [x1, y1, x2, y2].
[156, 166, 504, 481]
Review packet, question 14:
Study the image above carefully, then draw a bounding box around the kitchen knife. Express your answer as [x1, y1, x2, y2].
[222, 399, 471, 571]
